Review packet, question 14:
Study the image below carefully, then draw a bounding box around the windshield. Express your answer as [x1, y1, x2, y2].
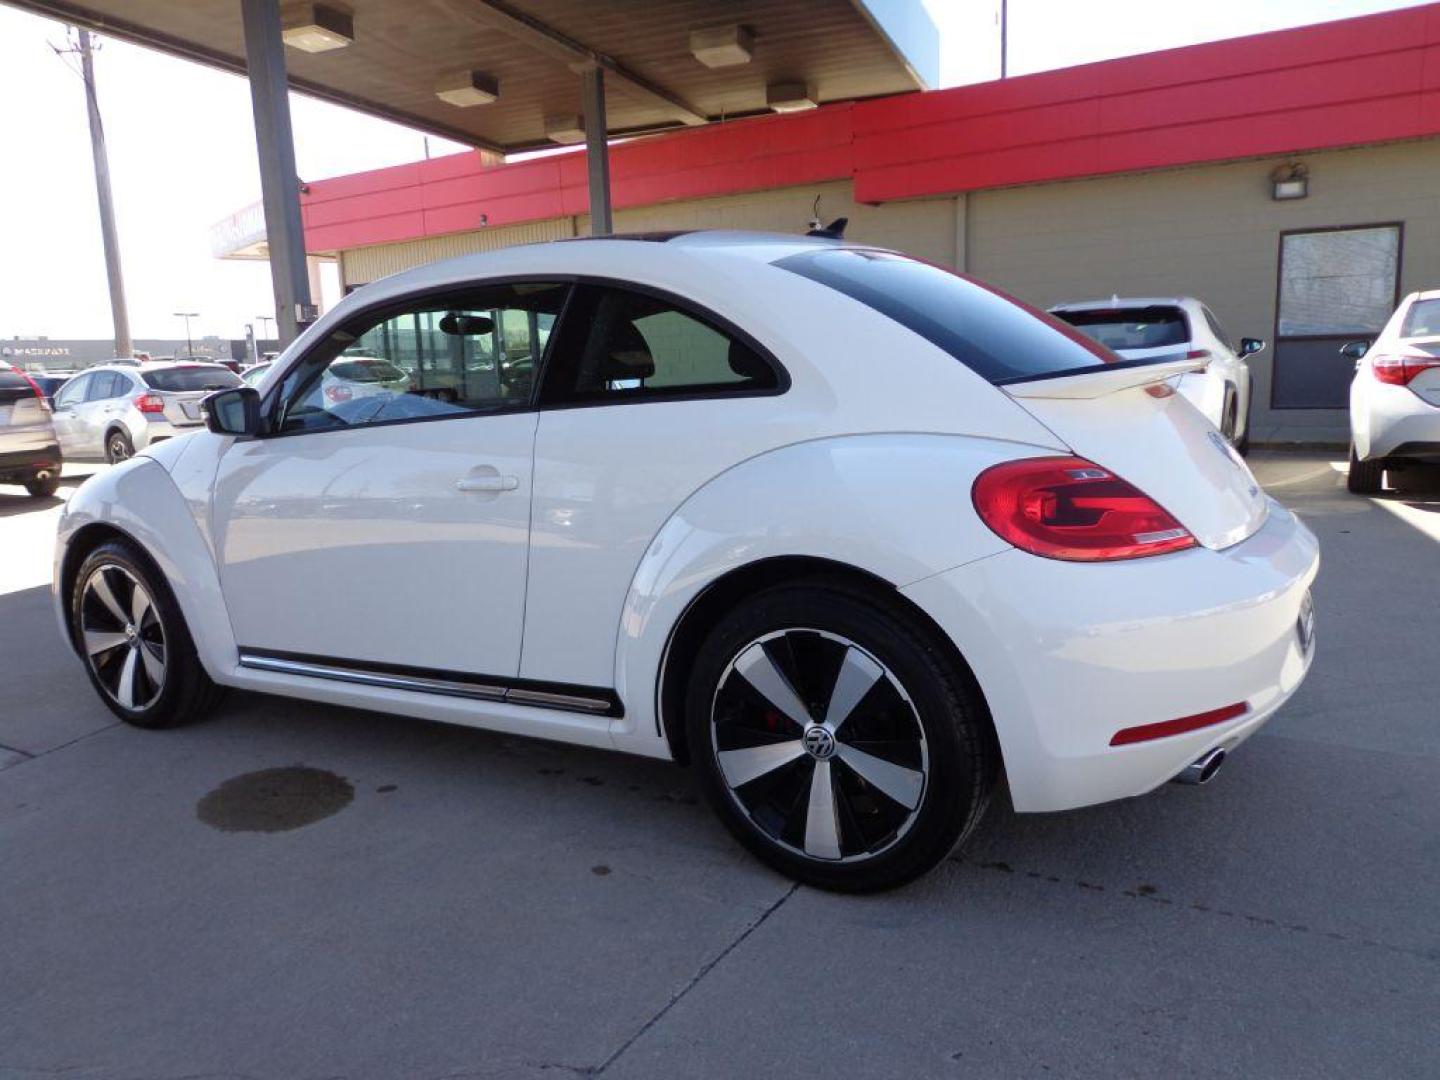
[1052, 306, 1191, 351]
[773, 248, 1114, 383]
[1401, 298, 1440, 338]
[142, 366, 241, 393]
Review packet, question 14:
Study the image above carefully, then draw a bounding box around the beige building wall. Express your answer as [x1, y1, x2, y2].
[335, 139, 1440, 441]
[966, 140, 1440, 440]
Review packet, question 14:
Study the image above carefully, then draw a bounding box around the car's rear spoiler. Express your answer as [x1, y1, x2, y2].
[1000, 355, 1207, 400]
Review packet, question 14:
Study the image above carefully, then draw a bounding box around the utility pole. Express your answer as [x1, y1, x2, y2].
[1000, 0, 1009, 78]
[174, 312, 198, 356]
[77, 29, 133, 359]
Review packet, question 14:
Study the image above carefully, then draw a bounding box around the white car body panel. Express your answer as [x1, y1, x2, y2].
[1349, 291, 1440, 461]
[54, 233, 1320, 815]
[1050, 296, 1255, 445]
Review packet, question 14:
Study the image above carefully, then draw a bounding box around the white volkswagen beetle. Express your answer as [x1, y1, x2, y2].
[53, 233, 1318, 891]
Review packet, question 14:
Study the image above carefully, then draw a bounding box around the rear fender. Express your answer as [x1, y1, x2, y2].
[54, 457, 236, 679]
[609, 433, 1039, 757]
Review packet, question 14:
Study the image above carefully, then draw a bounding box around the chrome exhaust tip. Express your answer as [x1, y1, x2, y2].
[1173, 747, 1227, 786]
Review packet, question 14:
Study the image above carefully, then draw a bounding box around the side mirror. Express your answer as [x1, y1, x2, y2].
[203, 386, 261, 436]
[1338, 340, 1371, 360]
[1238, 337, 1266, 358]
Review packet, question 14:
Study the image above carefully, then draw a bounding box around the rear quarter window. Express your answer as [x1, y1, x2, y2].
[773, 248, 1113, 383]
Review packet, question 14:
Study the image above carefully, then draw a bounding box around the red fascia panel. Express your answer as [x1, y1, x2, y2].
[1109, 702, 1249, 747]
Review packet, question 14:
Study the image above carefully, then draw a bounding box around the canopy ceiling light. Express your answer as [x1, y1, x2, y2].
[436, 70, 500, 108]
[280, 3, 354, 53]
[545, 114, 586, 144]
[690, 26, 753, 68]
[767, 82, 817, 112]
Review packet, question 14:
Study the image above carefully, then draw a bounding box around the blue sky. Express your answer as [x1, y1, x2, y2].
[0, 0, 1426, 340]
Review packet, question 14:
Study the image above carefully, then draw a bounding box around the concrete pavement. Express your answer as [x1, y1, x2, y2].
[0, 453, 1436, 1079]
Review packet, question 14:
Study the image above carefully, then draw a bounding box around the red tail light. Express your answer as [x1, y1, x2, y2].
[19, 372, 52, 411]
[972, 456, 1197, 561]
[1371, 353, 1440, 386]
[325, 383, 352, 403]
[134, 393, 166, 414]
[1184, 349, 1211, 362]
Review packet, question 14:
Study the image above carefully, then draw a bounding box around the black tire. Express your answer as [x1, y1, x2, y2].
[1232, 392, 1251, 457]
[1220, 391, 1238, 445]
[25, 473, 60, 498]
[1347, 442, 1385, 494]
[105, 429, 134, 464]
[70, 539, 225, 728]
[685, 581, 996, 892]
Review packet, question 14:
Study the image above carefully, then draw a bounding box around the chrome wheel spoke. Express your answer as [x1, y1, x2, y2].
[89, 569, 129, 625]
[139, 640, 166, 688]
[130, 585, 152, 629]
[717, 740, 805, 788]
[114, 647, 141, 709]
[803, 760, 842, 860]
[83, 629, 128, 658]
[836, 743, 924, 810]
[823, 647, 884, 733]
[733, 643, 812, 730]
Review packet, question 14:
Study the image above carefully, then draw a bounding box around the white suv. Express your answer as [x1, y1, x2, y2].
[1050, 297, 1264, 453]
[1344, 289, 1440, 493]
[51, 361, 241, 463]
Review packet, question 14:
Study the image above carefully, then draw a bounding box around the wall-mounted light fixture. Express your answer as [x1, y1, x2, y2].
[435, 70, 499, 107]
[281, 3, 354, 53]
[1271, 162, 1309, 201]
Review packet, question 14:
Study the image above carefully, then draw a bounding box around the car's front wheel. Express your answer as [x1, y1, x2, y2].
[686, 582, 996, 892]
[70, 539, 224, 728]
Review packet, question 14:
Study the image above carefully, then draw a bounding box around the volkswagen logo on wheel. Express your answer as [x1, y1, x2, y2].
[802, 725, 837, 760]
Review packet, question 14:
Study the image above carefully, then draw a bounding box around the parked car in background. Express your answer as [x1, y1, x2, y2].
[29, 373, 75, 405]
[240, 362, 271, 386]
[1050, 297, 1264, 454]
[0, 362, 62, 497]
[54, 234, 1319, 891]
[1344, 289, 1440, 493]
[50, 361, 241, 463]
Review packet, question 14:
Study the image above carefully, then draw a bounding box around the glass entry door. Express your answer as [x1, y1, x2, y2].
[1271, 224, 1401, 409]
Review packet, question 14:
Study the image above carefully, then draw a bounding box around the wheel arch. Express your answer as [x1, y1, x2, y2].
[655, 555, 997, 769]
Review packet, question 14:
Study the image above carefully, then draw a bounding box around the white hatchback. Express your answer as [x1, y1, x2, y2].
[53, 233, 1318, 891]
[1050, 297, 1265, 453]
[1344, 289, 1440, 493]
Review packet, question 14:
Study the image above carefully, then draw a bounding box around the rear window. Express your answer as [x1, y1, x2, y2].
[141, 366, 242, 392]
[1053, 306, 1191, 351]
[0, 371, 30, 391]
[1401, 298, 1440, 338]
[331, 359, 407, 382]
[773, 249, 1113, 383]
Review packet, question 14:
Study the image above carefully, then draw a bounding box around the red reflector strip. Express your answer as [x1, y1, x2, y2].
[1109, 702, 1249, 746]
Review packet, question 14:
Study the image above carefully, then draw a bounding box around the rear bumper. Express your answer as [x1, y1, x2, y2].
[903, 498, 1319, 812]
[0, 440, 62, 481]
[1357, 387, 1440, 460]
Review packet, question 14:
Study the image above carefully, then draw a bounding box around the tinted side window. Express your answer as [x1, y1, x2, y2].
[86, 372, 124, 401]
[272, 282, 567, 435]
[541, 285, 777, 403]
[775, 249, 1114, 383]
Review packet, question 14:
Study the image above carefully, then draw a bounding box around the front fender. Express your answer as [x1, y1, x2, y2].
[610, 433, 1039, 756]
[54, 458, 236, 680]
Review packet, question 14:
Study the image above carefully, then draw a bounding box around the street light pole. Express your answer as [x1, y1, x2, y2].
[77, 29, 133, 360]
[174, 312, 198, 357]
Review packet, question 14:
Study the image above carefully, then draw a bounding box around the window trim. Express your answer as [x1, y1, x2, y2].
[253, 278, 575, 441]
[533, 278, 790, 411]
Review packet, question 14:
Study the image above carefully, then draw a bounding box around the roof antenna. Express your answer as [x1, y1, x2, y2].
[806, 216, 848, 239]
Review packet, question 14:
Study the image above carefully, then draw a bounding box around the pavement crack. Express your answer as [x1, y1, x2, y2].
[1, 721, 119, 773]
[594, 882, 801, 1075]
[956, 857, 1438, 964]
[0, 739, 35, 758]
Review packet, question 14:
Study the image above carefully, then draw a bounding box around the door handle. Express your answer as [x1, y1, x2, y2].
[456, 472, 519, 493]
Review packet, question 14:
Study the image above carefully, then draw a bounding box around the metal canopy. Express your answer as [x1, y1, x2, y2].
[3, 0, 934, 152]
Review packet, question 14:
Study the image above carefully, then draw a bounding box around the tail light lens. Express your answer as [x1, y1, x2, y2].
[134, 393, 166, 414]
[1371, 353, 1440, 386]
[19, 372, 52, 412]
[325, 383, 352, 403]
[972, 456, 1197, 561]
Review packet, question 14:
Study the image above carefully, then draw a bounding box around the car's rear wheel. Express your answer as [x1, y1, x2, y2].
[105, 429, 134, 464]
[71, 539, 224, 728]
[1347, 442, 1385, 494]
[686, 583, 995, 892]
[24, 472, 60, 498]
